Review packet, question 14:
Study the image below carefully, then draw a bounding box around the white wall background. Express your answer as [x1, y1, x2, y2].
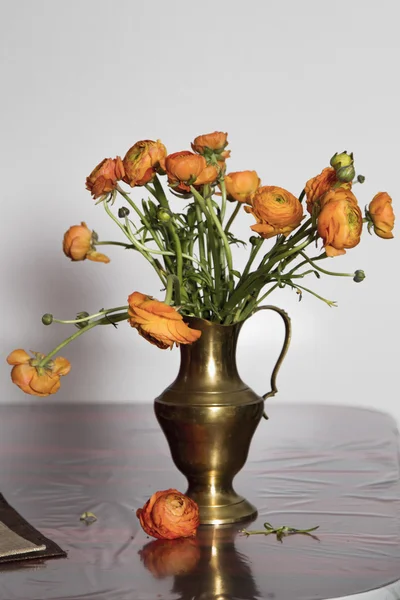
[1, 1, 399, 421]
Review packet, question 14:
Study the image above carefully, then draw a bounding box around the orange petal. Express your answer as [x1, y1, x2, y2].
[7, 349, 31, 365]
[53, 357, 71, 376]
[87, 251, 110, 264]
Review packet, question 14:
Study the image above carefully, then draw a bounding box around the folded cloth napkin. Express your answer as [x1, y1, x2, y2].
[0, 494, 66, 564]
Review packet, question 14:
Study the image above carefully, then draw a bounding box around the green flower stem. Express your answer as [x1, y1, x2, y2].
[152, 176, 170, 209]
[294, 252, 355, 278]
[219, 178, 228, 223]
[167, 222, 185, 293]
[103, 201, 167, 285]
[96, 241, 134, 248]
[235, 283, 280, 323]
[224, 202, 241, 233]
[298, 188, 306, 203]
[195, 205, 207, 266]
[53, 306, 129, 324]
[240, 239, 264, 283]
[202, 191, 234, 290]
[164, 274, 181, 306]
[191, 187, 222, 305]
[224, 238, 312, 316]
[261, 236, 315, 275]
[38, 311, 129, 367]
[116, 188, 170, 260]
[287, 282, 337, 307]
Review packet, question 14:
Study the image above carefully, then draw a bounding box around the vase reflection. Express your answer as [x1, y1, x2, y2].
[139, 520, 260, 600]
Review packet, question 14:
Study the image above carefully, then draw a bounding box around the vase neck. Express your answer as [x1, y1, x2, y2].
[174, 317, 245, 392]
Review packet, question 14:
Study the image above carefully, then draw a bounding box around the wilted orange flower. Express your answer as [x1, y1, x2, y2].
[305, 167, 339, 214]
[63, 222, 110, 263]
[224, 171, 261, 203]
[123, 140, 167, 187]
[86, 157, 125, 199]
[128, 292, 201, 349]
[191, 131, 230, 159]
[136, 489, 200, 539]
[367, 192, 395, 239]
[7, 350, 71, 397]
[139, 537, 200, 578]
[245, 185, 303, 239]
[317, 196, 363, 256]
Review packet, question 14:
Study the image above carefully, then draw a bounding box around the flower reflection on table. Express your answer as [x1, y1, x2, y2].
[139, 520, 261, 600]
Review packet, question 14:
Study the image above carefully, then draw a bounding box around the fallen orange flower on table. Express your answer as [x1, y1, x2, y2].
[136, 489, 200, 539]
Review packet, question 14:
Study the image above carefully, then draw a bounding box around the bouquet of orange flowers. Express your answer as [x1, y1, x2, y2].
[7, 132, 395, 397]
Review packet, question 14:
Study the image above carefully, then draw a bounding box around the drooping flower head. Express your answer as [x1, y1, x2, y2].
[86, 157, 125, 199]
[366, 192, 395, 239]
[7, 350, 71, 397]
[127, 292, 201, 349]
[123, 140, 167, 187]
[224, 171, 261, 204]
[245, 185, 303, 239]
[63, 222, 110, 263]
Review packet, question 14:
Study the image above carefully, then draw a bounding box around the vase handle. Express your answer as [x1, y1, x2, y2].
[252, 305, 292, 419]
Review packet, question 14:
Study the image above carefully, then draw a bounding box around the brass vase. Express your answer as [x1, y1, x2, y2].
[154, 306, 291, 525]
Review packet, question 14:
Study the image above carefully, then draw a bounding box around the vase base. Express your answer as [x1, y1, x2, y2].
[193, 496, 258, 526]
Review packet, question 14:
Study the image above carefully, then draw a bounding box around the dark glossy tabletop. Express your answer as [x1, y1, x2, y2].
[0, 402, 399, 600]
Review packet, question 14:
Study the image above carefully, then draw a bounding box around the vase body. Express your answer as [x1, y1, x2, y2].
[154, 317, 264, 525]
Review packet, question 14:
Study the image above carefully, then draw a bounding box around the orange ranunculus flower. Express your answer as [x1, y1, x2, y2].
[139, 537, 201, 578]
[7, 350, 71, 397]
[191, 131, 230, 158]
[245, 185, 304, 239]
[305, 167, 339, 214]
[164, 151, 206, 183]
[86, 157, 125, 199]
[163, 151, 218, 192]
[319, 186, 358, 210]
[63, 222, 110, 263]
[127, 292, 202, 349]
[367, 192, 395, 239]
[136, 489, 200, 540]
[224, 170, 261, 203]
[123, 139, 167, 187]
[317, 196, 363, 257]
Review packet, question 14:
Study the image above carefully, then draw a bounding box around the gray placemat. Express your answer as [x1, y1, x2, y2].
[0, 494, 66, 564]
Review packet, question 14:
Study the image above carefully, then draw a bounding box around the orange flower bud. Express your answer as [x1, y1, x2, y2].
[136, 489, 200, 540]
[367, 192, 395, 239]
[139, 537, 200, 578]
[86, 157, 125, 199]
[191, 131, 229, 157]
[317, 195, 363, 257]
[245, 186, 303, 239]
[123, 140, 167, 187]
[127, 292, 201, 349]
[224, 171, 261, 203]
[63, 222, 110, 264]
[305, 167, 338, 214]
[7, 350, 71, 397]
